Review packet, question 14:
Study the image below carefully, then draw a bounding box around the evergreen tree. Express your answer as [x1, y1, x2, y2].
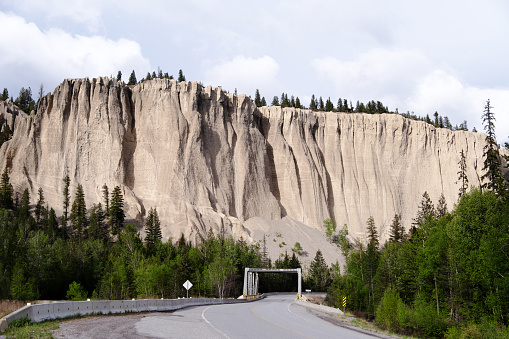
[128, 70, 137, 85]
[309, 95, 317, 110]
[389, 214, 404, 243]
[88, 203, 106, 242]
[47, 207, 58, 240]
[18, 188, 30, 222]
[0, 88, 8, 101]
[434, 111, 439, 127]
[178, 69, 186, 82]
[271, 96, 279, 106]
[436, 192, 448, 218]
[365, 216, 379, 316]
[254, 89, 262, 107]
[35, 187, 45, 225]
[481, 99, 507, 197]
[318, 97, 324, 111]
[0, 166, 13, 209]
[61, 175, 70, 234]
[145, 72, 152, 81]
[109, 186, 125, 236]
[261, 97, 267, 106]
[102, 184, 109, 216]
[337, 98, 343, 111]
[151, 71, 157, 79]
[295, 97, 301, 109]
[366, 216, 379, 249]
[145, 207, 162, 249]
[280, 93, 290, 107]
[308, 249, 330, 291]
[457, 149, 469, 199]
[413, 191, 435, 227]
[14, 87, 35, 114]
[443, 116, 452, 129]
[116, 71, 122, 81]
[325, 97, 334, 112]
[70, 184, 86, 244]
[37, 84, 44, 104]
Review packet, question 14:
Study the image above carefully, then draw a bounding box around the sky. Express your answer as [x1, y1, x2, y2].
[1, 0, 509, 143]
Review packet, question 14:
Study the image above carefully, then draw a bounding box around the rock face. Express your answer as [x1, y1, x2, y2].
[0, 77, 495, 247]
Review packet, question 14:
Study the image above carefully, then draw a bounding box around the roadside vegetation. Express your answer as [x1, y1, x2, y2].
[326, 100, 509, 338]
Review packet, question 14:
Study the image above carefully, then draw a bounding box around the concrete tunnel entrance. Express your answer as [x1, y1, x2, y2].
[243, 268, 302, 299]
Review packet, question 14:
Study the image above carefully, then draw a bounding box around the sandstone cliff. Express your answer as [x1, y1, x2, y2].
[0, 77, 495, 260]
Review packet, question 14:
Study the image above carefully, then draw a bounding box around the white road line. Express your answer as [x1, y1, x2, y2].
[287, 301, 312, 323]
[201, 306, 231, 339]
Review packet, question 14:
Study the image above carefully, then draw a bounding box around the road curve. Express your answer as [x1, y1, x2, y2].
[53, 294, 380, 338]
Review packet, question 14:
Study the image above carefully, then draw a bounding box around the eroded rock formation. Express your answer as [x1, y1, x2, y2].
[0, 77, 494, 247]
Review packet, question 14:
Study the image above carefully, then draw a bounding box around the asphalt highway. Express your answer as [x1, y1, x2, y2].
[54, 294, 381, 338]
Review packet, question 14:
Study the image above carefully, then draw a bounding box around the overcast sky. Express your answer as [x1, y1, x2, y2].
[1, 0, 508, 143]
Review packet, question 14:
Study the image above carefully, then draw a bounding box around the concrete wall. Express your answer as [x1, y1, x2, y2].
[1, 297, 255, 330]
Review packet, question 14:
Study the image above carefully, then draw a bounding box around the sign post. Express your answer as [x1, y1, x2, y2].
[342, 296, 346, 313]
[183, 280, 193, 298]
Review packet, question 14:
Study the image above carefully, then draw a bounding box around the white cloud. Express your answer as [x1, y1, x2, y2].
[409, 71, 509, 140]
[4, 0, 105, 32]
[311, 48, 509, 143]
[311, 49, 432, 102]
[0, 12, 150, 94]
[203, 55, 280, 97]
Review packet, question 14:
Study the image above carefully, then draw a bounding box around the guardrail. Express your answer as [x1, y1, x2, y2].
[0, 296, 259, 332]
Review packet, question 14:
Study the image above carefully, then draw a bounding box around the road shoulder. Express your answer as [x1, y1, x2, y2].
[293, 300, 398, 339]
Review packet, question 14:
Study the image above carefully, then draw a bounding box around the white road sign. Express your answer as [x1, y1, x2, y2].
[183, 280, 193, 290]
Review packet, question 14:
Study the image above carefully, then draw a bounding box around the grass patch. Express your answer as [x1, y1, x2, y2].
[3, 318, 59, 338]
[0, 300, 27, 318]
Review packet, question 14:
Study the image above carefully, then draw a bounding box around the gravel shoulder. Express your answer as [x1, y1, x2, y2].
[294, 299, 399, 339]
[52, 313, 151, 339]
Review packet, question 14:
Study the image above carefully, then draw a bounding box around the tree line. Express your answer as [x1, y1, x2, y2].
[0, 169, 333, 302]
[253, 88, 469, 132]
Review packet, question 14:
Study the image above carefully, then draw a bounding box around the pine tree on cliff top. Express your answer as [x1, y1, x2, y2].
[178, 69, 186, 82]
[128, 70, 137, 85]
[481, 99, 507, 197]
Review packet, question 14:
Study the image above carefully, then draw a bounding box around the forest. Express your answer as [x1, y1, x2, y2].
[326, 100, 509, 338]
[0, 171, 324, 302]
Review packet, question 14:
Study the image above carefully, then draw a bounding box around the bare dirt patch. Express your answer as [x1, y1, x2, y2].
[0, 300, 26, 318]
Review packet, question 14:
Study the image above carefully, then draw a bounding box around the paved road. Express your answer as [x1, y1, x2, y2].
[54, 294, 380, 338]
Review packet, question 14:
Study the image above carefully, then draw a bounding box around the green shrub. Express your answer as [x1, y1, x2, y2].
[66, 281, 87, 301]
[375, 288, 401, 331]
[412, 297, 447, 338]
[8, 316, 32, 328]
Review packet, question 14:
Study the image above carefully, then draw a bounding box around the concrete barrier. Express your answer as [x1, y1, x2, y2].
[147, 299, 158, 312]
[30, 303, 55, 322]
[0, 318, 7, 332]
[1, 296, 262, 332]
[92, 300, 110, 314]
[136, 299, 148, 312]
[4, 305, 31, 324]
[73, 301, 93, 316]
[109, 300, 124, 314]
[52, 303, 74, 319]
[123, 300, 137, 313]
